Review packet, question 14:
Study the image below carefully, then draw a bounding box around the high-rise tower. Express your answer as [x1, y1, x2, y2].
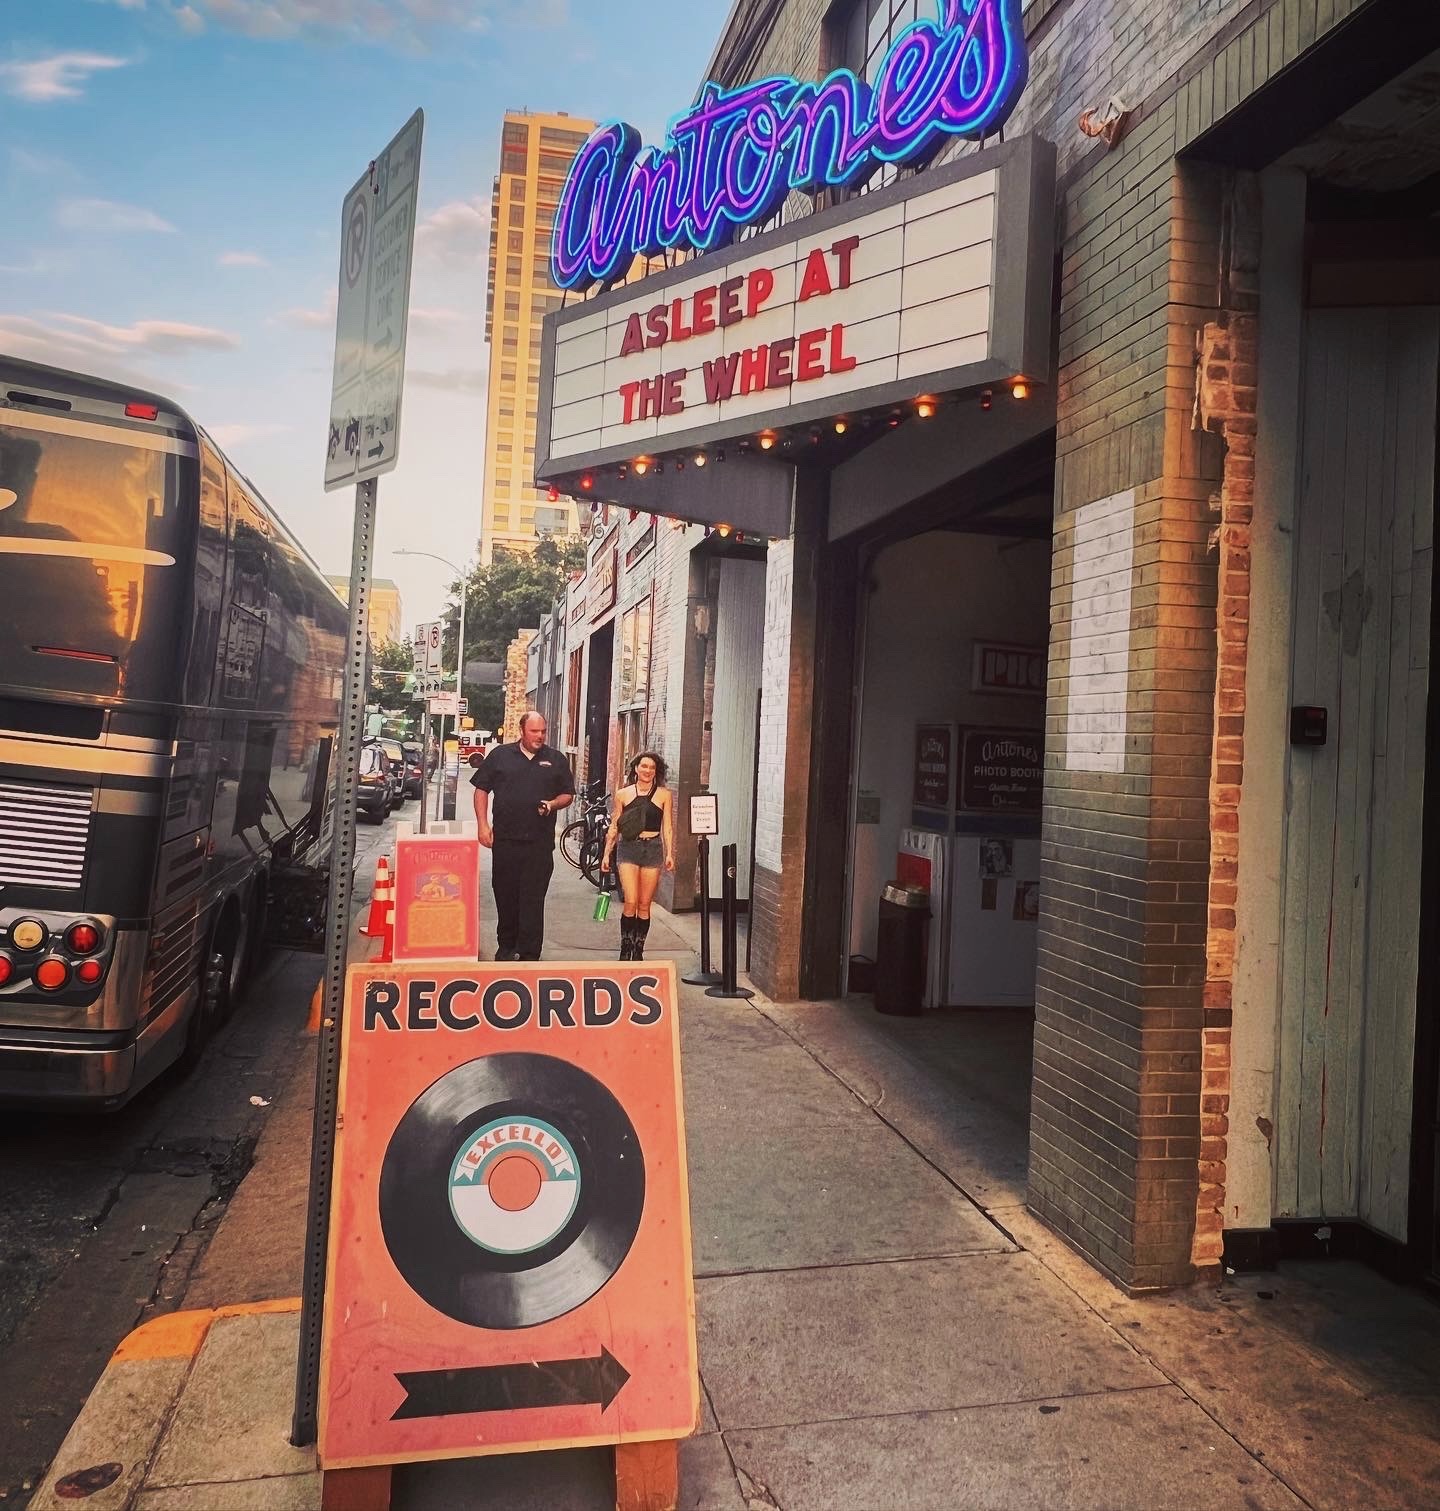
[480, 109, 595, 562]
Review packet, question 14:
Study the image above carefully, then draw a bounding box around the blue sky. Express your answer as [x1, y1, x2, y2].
[1, 0, 728, 625]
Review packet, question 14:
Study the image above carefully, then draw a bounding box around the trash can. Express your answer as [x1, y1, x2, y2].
[874, 882, 929, 1016]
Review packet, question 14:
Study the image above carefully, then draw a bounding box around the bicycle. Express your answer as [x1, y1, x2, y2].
[560, 779, 610, 873]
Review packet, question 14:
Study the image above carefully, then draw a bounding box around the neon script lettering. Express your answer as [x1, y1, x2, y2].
[552, 0, 1027, 292]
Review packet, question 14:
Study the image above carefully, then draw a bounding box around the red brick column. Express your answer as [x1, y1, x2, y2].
[1191, 176, 1261, 1268]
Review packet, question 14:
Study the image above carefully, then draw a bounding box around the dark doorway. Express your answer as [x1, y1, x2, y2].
[584, 620, 614, 791]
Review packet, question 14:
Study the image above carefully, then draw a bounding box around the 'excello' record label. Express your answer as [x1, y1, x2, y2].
[378, 1053, 646, 1329]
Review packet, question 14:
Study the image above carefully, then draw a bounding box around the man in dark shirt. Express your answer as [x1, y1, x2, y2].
[471, 711, 575, 960]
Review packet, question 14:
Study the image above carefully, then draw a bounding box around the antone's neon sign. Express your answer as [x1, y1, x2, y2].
[552, 0, 1028, 293]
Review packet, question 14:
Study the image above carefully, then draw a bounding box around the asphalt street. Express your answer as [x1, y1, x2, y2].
[0, 797, 404, 1506]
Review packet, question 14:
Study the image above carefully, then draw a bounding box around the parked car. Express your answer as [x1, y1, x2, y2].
[400, 742, 426, 799]
[364, 738, 407, 810]
[357, 744, 392, 823]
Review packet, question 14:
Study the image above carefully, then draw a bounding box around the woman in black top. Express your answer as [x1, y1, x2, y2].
[600, 751, 675, 959]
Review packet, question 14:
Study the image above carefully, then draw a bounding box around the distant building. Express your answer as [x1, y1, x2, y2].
[501, 628, 537, 741]
[327, 576, 403, 650]
[479, 109, 595, 564]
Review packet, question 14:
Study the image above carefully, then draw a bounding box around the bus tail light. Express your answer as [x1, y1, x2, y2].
[0, 954, 13, 986]
[75, 959, 104, 986]
[67, 923, 102, 954]
[125, 402, 160, 420]
[35, 959, 70, 991]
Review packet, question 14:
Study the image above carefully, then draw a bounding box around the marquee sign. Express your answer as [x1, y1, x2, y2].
[552, 0, 1029, 293]
[536, 136, 1053, 488]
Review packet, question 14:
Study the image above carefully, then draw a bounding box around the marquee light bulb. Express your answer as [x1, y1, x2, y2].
[916, 397, 936, 419]
[1012, 378, 1030, 400]
[834, 419, 848, 435]
[758, 432, 776, 451]
[633, 458, 650, 476]
[716, 522, 733, 538]
[579, 473, 594, 491]
[693, 451, 707, 467]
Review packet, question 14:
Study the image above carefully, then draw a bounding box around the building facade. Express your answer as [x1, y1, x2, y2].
[326, 574, 402, 651]
[533, 0, 1440, 1293]
[479, 110, 596, 563]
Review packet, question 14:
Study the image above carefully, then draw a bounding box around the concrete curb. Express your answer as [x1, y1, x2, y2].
[29, 1299, 301, 1511]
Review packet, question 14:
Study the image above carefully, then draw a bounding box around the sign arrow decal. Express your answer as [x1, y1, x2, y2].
[391, 1348, 631, 1420]
[368, 440, 386, 459]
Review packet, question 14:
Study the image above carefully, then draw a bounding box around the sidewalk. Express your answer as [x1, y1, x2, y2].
[30, 849, 1440, 1510]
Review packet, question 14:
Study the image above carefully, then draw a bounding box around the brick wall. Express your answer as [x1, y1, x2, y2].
[502, 629, 536, 741]
[1190, 174, 1261, 1269]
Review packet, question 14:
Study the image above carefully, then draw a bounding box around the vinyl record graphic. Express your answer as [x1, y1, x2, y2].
[379, 1052, 646, 1329]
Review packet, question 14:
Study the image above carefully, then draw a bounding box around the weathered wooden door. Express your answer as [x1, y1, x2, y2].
[1275, 306, 1438, 1241]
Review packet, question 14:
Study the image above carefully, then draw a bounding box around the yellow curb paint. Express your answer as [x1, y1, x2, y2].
[111, 1308, 214, 1363]
[214, 1297, 301, 1319]
[108, 1298, 302, 1365]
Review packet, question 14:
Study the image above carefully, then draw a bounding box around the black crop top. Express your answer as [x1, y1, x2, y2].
[617, 787, 664, 840]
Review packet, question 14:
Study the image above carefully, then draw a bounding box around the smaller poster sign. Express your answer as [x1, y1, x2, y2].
[393, 834, 480, 961]
[972, 642, 1046, 695]
[913, 724, 954, 810]
[688, 792, 719, 837]
[958, 728, 1044, 814]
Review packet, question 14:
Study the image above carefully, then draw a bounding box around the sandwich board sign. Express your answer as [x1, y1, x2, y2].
[318, 960, 698, 1467]
[324, 110, 423, 491]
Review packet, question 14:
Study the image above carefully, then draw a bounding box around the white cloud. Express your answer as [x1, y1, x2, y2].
[174, 5, 207, 32]
[219, 250, 270, 267]
[275, 288, 338, 329]
[58, 198, 176, 234]
[0, 52, 130, 103]
[207, 422, 291, 449]
[409, 306, 467, 327]
[409, 367, 487, 393]
[183, 0, 535, 42]
[51, 314, 240, 352]
[415, 197, 490, 265]
[0, 312, 235, 378]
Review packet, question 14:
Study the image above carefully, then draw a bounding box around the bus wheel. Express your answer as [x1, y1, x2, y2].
[181, 945, 230, 1071]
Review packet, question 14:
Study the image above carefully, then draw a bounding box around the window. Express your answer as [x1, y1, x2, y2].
[509, 177, 526, 201]
[508, 204, 525, 228]
[540, 127, 590, 151]
[824, 0, 933, 191]
[506, 256, 522, 279]
[504, 295, 520, 319]
[507, 231, 524, 254]
[539, 151, 577, 175]
[617, 598, 652, 709]
[501, 150, 527, 175]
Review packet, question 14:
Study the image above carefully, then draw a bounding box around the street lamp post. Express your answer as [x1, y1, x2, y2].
[395, 548, 472, 824]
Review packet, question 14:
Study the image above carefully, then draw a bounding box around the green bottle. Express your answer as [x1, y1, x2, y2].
[593, 888, 611, 922]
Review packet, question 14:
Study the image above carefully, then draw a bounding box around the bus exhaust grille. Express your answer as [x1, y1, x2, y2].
[0, 778, 94, 890]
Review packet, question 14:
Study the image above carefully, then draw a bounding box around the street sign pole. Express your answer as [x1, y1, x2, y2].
[293, 475, 376, 1445]
[419, 708, 431, 835]
[296, 108, 423, 1449]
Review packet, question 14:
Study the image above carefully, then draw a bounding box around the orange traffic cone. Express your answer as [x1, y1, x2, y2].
[375, 904, 396, 964]
[361, 855, 392, 937]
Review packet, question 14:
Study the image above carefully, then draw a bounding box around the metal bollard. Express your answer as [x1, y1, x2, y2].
[682, 835, 722, 987]
[705, 843, 753, 1001]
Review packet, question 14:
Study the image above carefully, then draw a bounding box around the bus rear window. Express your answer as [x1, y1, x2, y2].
[0, 421, 191, 703]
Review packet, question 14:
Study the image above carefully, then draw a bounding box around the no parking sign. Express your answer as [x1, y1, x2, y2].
[318, 960, 697, 1467]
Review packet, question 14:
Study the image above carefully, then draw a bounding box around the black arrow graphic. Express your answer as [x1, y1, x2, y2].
[391, 1348, 630, 1421]
[368, 440, 386, 459]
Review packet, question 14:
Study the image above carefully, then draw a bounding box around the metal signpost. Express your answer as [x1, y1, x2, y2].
[682, 793, 722, 988]
[294, 109, 423, 1449]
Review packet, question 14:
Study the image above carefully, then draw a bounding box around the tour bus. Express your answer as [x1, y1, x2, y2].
[0, 358, 347, 1107]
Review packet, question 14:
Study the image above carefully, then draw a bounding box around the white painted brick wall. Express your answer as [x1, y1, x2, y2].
[755, 538, 793, 872]
[1064, 488, 1134, 774]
